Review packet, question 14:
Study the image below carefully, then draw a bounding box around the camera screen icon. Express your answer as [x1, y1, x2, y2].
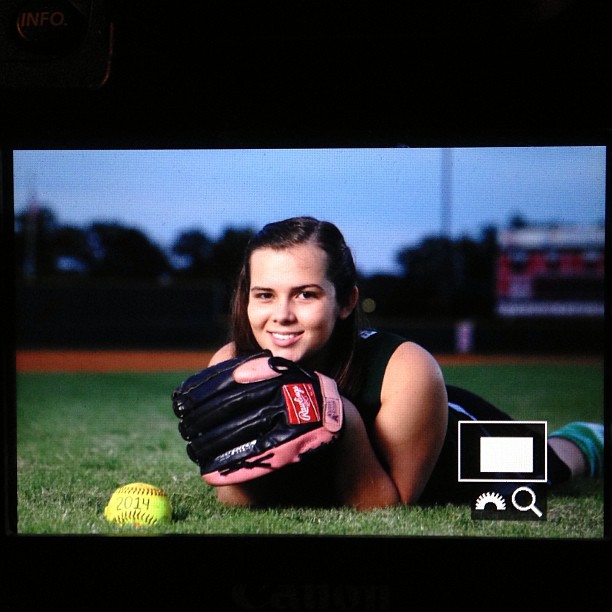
[458, 421, 547, 482]
[458, 421, 548, 521]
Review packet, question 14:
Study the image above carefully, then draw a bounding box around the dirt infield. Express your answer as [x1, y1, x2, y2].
[16, 350, 216, 372]
[14, 350, 602, 372]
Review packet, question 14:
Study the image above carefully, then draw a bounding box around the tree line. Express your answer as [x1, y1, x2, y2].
[14, 204, 500, 318]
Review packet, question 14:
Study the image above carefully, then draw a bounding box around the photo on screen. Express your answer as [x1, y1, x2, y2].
[7, 145, 607, 540]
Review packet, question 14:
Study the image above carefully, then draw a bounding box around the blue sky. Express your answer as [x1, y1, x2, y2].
[12, 146, 606, 275]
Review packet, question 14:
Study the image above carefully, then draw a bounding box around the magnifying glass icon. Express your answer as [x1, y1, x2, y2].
[511, 486, 543, 517]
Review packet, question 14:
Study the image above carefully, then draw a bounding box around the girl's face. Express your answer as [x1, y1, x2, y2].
[247, 243, 355, 364]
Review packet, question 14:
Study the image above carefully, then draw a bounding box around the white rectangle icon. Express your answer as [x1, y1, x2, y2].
[458, 421, 547, 482]
[480, 437, 533, 473]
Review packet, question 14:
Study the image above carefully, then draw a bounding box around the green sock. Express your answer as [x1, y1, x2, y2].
[549, 422, 604, 478]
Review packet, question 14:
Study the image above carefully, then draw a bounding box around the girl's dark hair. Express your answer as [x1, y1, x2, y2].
[230, 216, 364, 394]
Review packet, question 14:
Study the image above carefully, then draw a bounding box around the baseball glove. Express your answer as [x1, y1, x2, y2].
[172, 350, 344, 485]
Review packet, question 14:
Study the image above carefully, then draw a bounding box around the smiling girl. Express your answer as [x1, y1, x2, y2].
[206, 216, 603, 510]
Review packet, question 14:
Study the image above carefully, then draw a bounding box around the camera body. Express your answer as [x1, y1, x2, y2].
[2, 3, 610, 607]
[0, 0, 112, 89]
[1, 2, 608, 145]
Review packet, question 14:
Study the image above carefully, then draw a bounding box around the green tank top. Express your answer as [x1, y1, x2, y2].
[350, 329, 406, 430]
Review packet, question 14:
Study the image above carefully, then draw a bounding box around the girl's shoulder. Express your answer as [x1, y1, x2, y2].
[357, 329, 441, 391]
[207, 342, 237, 366]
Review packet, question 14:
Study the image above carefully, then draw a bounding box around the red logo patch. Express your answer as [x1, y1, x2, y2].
[282, 383, 321, 425]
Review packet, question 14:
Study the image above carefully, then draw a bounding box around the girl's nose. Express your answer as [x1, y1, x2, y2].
[273, 299, 296, 323]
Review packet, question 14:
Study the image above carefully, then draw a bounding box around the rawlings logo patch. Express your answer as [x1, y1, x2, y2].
[282, 383, 321, 425]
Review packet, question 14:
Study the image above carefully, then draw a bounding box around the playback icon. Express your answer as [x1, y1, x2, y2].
[458, 421, 548, 521]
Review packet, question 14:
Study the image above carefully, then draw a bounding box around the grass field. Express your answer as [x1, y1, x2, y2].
[11, 354, 605, 539]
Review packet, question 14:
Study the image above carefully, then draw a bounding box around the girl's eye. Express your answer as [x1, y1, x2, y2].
[298, 291, 316, 300]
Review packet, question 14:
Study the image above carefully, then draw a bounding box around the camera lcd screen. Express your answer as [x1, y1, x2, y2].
[6, 145, 607, 540]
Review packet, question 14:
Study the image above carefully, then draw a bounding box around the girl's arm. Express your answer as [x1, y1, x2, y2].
[372, 341, 448, 504]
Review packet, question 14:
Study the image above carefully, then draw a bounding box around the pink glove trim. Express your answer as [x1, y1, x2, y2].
[316, 372, 343, 433]
[232, 355, 282, 383]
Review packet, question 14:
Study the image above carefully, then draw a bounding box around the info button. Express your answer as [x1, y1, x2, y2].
[16, 1, 88, 53]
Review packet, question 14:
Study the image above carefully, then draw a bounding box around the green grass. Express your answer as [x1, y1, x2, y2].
[12, 362, 605, 538]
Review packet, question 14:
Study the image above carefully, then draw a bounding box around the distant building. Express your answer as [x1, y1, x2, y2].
[496, 224, 604, 317]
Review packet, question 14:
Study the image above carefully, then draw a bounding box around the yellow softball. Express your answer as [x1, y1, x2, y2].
[104, 482, 172, 527]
